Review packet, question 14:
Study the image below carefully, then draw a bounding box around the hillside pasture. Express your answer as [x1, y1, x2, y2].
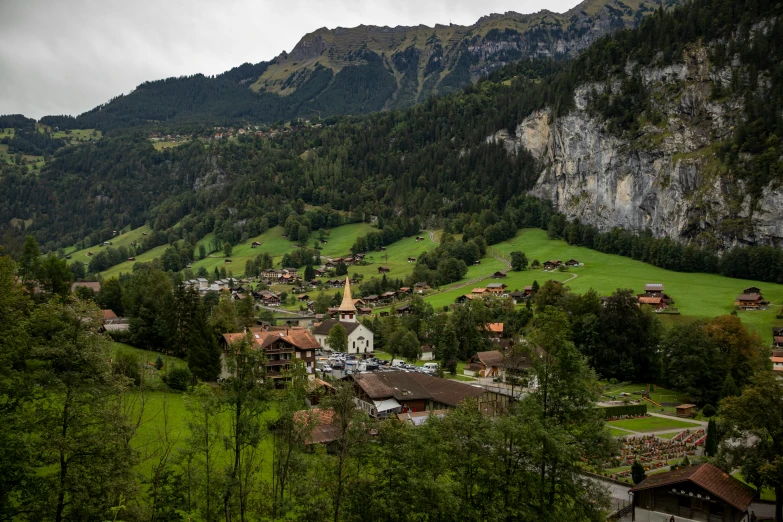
[66, 225, 151, 261]
[101, 243, 173, 280]
[488, 229, 783, 343]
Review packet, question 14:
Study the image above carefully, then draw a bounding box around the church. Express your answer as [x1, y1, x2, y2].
[312, 277, 375, 354]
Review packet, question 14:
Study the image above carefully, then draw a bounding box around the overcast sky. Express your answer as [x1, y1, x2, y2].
[0, 0, 582, 119]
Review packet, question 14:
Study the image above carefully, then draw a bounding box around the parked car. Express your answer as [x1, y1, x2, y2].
[321, 364, 333, 372]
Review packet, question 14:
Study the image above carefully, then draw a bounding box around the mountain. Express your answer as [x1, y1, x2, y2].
[65, 0, 678, 131]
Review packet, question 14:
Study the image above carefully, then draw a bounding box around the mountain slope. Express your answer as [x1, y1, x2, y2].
[64, 0, 679, 131]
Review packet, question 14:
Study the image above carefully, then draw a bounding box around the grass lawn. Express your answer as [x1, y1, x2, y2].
[607, 416, 702, 433]
[601, 383, 692, 413]
[610, 428, 633, 437]
[65, 224, 151, 259]
[655, 431, 682, 439]
[490, 229, 783, 343]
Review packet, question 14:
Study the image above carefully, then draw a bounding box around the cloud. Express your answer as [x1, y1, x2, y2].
[0, 0, 581, 119]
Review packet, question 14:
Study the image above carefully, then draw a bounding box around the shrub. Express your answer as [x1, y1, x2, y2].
[113, 349, 141, 387]
[609, 378, 619, 385]
[166, 367, 192, 391]
[631, 460, 646, 484]
[701, 404, 716, 417]
[155, 354, 164, 370]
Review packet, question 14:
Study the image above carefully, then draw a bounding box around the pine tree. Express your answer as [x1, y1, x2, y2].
[721, 373, 739, 399]
[631, 460, 646, 484]
[705, 418, 718, 457]
[188, 304, 222, 382]
[304, 264, 315, 281]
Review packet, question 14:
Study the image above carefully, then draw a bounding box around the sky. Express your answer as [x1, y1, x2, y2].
[0, 0, 582, 119]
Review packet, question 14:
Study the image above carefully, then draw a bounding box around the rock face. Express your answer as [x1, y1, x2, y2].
[491, 45, 783, 248]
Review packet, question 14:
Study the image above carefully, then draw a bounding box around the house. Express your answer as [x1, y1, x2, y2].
[542, 260, 561, 270]
[630, 463, 755, 522]
[415, 236, 425, 242]
[363, 295, 379, 304]
[523, 285, 534, 296]
[297, 294, 309, 302]
[645, 283, 665, 295]
[509, 290, 526, 304]
[743, 286, 761, 295]
[224, 259, 232, 264]
[71, 281, 101, 293]
[420, 345, 434, 361]
[771, 354, 783, 372]
[407, 257, 416, 263]
[251, 241, 261, 248]
[380, 291, 397, 302]
[357, 307, 373, 316]
[102, 309, 118, 322]
[471, 288, 488, 297]
[735, 291, 765, 310]
[397, 287, 412, 297]
[773, 327, 783, 348]
[565, 259, 581, 267]
[676, 404, 697, 418]
[350, 371, 502, 418]
[492, 270, 507, 279]
[463, 351, 505, 378]
[486, 283, 508, 296]
[485, 323, 504, 339]
[294, 409, 341, 447]
[396, 304, 413, 315]
[639, 295, 668, 311]
[311, 278, 374, 354]
[377, 266, 391, 274]
[414, 282, 431, 293]
[220, 327, 320, 381]
[455, 294, 475, 304]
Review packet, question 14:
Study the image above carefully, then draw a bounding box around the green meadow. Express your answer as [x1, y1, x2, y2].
[66, 225, 151, 259]
[479, 228, 783, 343]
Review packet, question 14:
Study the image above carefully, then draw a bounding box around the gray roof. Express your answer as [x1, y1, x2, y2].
[312, 319, 362, 336]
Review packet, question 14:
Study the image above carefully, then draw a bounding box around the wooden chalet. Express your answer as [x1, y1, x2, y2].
[630, 463, 755, 522]
[357, 307, 373, 316]
[486, 283, 508, 296]
[676, 404, 697, 418]
[407, 257, 416, 263]
[471, 287, 488, 297]
[414, 282, 431, 293]
[509, 290, 526, 304]
[397, 287, 412, 297]
[638, 295, 669, 311]
[220, 328, 320, 381]
[396, 304, 413, 315]
[463, 351, 505, 378]
[415, 236, 425, 242]
[542, 260, 561, 270]
[377, 266, 391, 274]
[735, 290, 766, 310]
[294, 408, 341, 448]
[363, 295, 379, 303]
[485, 323, 505, 339]
[774, 327, 783, 348]
[492, 270, 507, 278]
[380, 291, 397, 302]
[251, 241, 261, 248]
[455, 294, 475, 304]
[565, 259, 580, 267]
[297, 294, 309, 302]
[644, 283, 665, 295]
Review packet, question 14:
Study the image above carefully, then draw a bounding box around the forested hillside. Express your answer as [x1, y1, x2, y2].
[35, 0, 678, 131]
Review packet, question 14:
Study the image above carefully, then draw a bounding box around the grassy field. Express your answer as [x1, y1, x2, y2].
[609, 428, 633, 437]
[488, 229, 783, 343]
[66, 224, 151, 259]
[51, 128, 102, 144]
[607, 416, 702, 433]
[601, 383, 692, 413]
[101, 243, 172, 280]
[152, 140, 186, 150]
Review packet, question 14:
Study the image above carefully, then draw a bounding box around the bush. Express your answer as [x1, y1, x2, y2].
[166, 367, 192, 391]
[609, 378, 619, 385]
[600, 404, 648, 417]
[701, 404, 716, 417]
[113, 349, 141, 387]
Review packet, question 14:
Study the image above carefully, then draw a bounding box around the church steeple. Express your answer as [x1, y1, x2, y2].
[338, 276, 356, 322]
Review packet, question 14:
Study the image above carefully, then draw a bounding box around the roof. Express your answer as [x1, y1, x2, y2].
[102, 309, 118, 320]
[736, 293, 762, 301]
[486, 323, 504, 334]
[284, 329, 321, 350]
[639, 296, 663, 305]
[352, 372, 484, 406]
[771, 357, 783, 363]
[476, 350, 505, 367]
[293, 409, 342, 445]
[486, 283, 506, 289]
[338, 277, 356, 312]
[472, 288, 487, 294]
[645, 283, 664, 291]
[312, 319, 361, 336]
[676, 404, 697, 409]
[397, 409, 448, 425]
[631, 463, 755, 511]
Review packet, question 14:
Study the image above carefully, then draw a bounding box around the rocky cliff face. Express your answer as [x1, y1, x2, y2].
[491, 43, 783, 248]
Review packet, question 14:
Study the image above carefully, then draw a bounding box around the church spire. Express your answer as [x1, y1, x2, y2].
[338, 276, 357, 322]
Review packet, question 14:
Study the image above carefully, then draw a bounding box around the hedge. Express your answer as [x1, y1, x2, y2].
[600, 404, 648, 417]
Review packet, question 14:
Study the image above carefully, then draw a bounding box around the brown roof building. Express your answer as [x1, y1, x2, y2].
[631, 463, 755, 522]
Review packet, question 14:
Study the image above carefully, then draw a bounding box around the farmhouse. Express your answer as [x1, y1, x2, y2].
[350, 371, 503, 418]
[219, 327, 320, 381]
[377, 266, 391, 274]
[638, 295, 668, 311]
[774, 327, 783, 348]
[486, 283, 508, 296]
[735, 290, 766, 310]
[414, 282, 431, 293]
[311, 278, 374, 354]
[485, 323, 505, 339]
[407, 257, 416, 263]
[293, 409, 341, 447]
[463, 351, 505, 378]
[509, 290, 526, 304]
[492, 270, 507, 278]
[542, 260, 561, 270]
[565, 259, 581, 267]
[630, 463, 754, 522]
[644, 283, 665, 295]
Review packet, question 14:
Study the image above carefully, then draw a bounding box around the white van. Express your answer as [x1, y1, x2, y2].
[391, 359, 406, 367]
[422, 362, 439, 372]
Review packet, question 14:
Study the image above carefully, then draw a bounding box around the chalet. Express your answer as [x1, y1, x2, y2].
[463, 351, 505, 378]
[87, 252, 93, 256]
[379, 311, 390, 317]
[297, 294, 309, 302]
[315, 268, 327, 277]
[639, 295, 668, 311]
[251, 241, 261, 248]
[256, 290, 281, 306]
[294, 409, 341, 447]
[542, 260, 561, 270]
[471, 288, 488, 297]
[396, 304, 413, 315]
[774, 327, 783, 348]
[486, 283, 508, 296]
[645, 283, 665, 295]
[220, 328, 320, 381]
[492, 270, 507, 279]
[509, 290, 526, 304]
[735, 291, 765, 310]
[262, 269, 284, 279]
[743, 286, 761, 295]
[415, 236, 425, 242]
[324, 261, 337, 270]
[485, 323, 505, 339]
[397, 287, 412, 297]
[350, 371, 502, 418]
[420, 345, 434, 361]
[363, 295, 379, 303]
[357, 307, 373, 316]
[407, 257, 416, 263]
[102, 309, 118, 322]
[224, 259, 232, 264]
[380, 291, 397, 302]
[630, 463, 755, 522]
[414, 282, 431, 293]
[377, 266, 391, 274]
[455, 294, 475, 304]
[565, 259, 581, 267]
[128, 257, 135, 261]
